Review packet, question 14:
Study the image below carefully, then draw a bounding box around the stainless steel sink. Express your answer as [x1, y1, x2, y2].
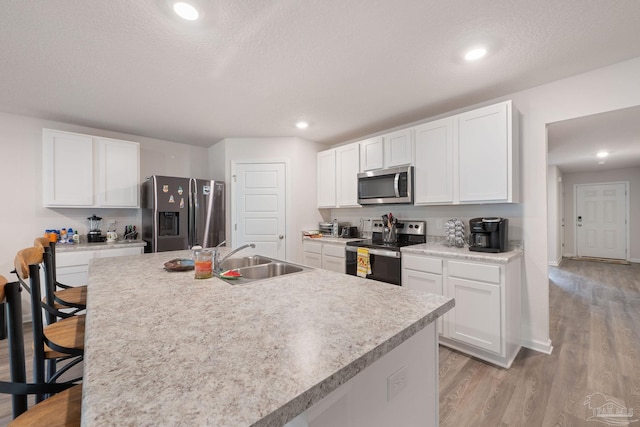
[236, 262, 304, 279]
[216, 256, 311, 284]
[219, 255, 272, 270]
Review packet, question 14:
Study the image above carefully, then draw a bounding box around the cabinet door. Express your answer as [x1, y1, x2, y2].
[457, 102, 509, 202]
[447, 277, 501, 353]
[42, 129, 94, 207]
[402, 269, 444, 334]
[317, 149, 337, 208]
[359, 136, 384, 171]
[322, 254, 345, 273]
[336, 143, 360, 207]
[97, 138, 140, 207]
[383, 129, 413, 168]
[414, 118, 454, 205]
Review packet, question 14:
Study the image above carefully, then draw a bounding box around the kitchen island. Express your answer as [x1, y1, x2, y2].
[81, 249, 453, 426]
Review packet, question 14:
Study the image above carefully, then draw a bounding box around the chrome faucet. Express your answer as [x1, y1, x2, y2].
[213, 242, 256, 272]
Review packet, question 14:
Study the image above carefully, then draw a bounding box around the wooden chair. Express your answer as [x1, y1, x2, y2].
[34, 238, 86, 312]
[0, 275, 82, 426]
[13, 247, 85, 401]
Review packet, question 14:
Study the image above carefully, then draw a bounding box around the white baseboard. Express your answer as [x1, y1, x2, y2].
[521, 337, 553, 355]
[548, 255, 563, 267]
[563, 252, 575, 258]
[629, 257, 640, 264]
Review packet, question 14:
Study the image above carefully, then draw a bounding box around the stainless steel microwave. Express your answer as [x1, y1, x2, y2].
[357, 166, 413, 205]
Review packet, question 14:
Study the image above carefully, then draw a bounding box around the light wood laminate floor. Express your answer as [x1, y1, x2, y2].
[440, 259, 640, 426]
[1, 259, 638, 426]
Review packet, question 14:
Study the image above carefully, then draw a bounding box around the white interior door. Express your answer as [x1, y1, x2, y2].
[233, 163, 286, 259]
[576, 183, 627, 259]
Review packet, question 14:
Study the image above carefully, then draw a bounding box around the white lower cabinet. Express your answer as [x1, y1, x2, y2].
[306, 323, 438, 427]
[402, 255, 443, 335]
[57, 246, 144, 285]
[402, 253, 522, 368]
[303, 240, 346, 273]
[302, 241, 323, 269]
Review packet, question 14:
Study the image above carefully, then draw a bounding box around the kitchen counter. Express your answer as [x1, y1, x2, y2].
[402, 242, 523, 263]
[82, 249, 453, 426]
[302, 236, 362, 245]
[55, 240, 146, 253]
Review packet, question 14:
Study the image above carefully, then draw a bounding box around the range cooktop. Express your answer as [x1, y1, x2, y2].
[346, 220, 427, 252]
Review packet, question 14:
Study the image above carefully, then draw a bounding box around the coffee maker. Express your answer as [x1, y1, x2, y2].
[469, 217, 509, 253]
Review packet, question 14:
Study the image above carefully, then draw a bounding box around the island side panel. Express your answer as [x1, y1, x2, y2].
[306, 322, 438, 427]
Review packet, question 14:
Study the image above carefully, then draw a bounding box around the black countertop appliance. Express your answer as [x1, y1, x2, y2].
[469, 217, 508, 253]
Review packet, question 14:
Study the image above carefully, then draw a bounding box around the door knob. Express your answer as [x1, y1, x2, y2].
[279, 235, 284, 239]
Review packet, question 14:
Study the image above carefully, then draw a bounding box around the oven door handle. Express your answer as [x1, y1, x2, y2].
[346, 246, 401, 258]
[394, 173, 400, 197]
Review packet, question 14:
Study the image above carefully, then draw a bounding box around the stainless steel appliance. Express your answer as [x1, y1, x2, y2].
[357, 166, 413, 205]
[87, 215, 106, 243]
[346, 220, 426, 285]
[469, 217, 509, 253]
[141, 176, 225, 252]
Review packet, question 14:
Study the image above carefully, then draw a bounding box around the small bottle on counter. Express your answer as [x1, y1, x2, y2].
[72, 229, 80, 243]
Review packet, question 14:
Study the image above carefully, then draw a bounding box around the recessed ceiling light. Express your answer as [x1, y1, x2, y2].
[295, 121, 309, 129]
[464, 47, 487, 61]
[173, 2, 199, 20]
[596, 151, 609, 158]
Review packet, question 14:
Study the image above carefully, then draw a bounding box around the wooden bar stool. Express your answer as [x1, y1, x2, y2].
[13, 247, 85, 401]
[34, 238, 86, 312]
[0, 275, 81, 426]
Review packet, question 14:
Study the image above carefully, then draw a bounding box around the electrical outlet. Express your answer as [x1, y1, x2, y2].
[387, 365, 408, 401]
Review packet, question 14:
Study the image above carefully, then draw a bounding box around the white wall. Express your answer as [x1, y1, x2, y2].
[561, 166, 640, 262]
[211, 137, 327, 263]
[547, 165, 563, 266]
[0, 110, 210, 290]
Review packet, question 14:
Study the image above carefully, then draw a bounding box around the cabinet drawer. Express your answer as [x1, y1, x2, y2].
[402, 254, 442, 274]
[448, 261, 500, 284]
[322, 244, 345, 258]
[56, 251, 94, 268]
[303, 241, 323, 254]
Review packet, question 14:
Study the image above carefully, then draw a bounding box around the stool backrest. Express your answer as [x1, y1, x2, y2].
[0, 274, 75, 419]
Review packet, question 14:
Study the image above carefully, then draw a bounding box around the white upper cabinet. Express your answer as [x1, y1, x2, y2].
[317, 149, 337, 208]
[358, 130, 413, 172]
[382, 128, 414, 168]
[457, 101, 518, 203]
[43, 129, 94, 207]
[317, 143, 360, 208]
[96, 138, 140, 207]
[413, 100, 519, 205]
[43, 129, 140, 208]
[359, 136, 384, 171]
[335, 143, 360, 207]
[414, 117, 454, 205]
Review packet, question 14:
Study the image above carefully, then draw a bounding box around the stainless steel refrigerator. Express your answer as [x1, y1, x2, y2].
[141, 175, 225, 252]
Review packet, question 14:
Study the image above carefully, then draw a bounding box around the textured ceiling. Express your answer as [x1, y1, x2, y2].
[2, 0, 640, 147]
[548, 105, 640, 174]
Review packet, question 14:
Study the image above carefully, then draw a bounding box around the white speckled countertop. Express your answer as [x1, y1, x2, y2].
[55, 240, 146, 252]
[302, 236, 361, 245]
[82, 249, 453, 427]
[401, 242, 523, 263]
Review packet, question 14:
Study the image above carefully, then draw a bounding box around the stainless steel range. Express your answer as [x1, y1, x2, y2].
[346, 220, 426, 285]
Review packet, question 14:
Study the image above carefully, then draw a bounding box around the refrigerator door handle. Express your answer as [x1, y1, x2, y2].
[189, 178, 196, 248]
